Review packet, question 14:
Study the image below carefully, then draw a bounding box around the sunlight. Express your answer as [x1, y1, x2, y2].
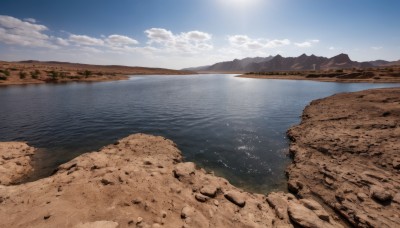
[217, 0, 263, 11]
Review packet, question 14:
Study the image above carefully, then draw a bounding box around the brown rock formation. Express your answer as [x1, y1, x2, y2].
[287, 88, 400, 227]
[0, 134, 341, 228]
[0, 142, 36, 185]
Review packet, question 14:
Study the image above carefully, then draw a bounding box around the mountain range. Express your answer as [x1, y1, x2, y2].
[183, 54, 400, 73]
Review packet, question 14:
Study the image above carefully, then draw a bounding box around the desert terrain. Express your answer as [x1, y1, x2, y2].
[0, 61, 193, 86]
[239, 66, 400, 83]
[0, 88, 399, 227]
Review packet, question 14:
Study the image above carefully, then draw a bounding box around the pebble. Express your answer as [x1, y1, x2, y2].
[200, 185, 217, 198]
[181, 206, 195, 219]
[224, 191, 246, 207]
[195, 193, 209, 202]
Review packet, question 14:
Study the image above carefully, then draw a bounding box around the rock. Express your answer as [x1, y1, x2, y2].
[213, 200, 219, 206]
[200, 185, 218, 198]
[173, 162, 196, 179]
[288, 201, 340, 228]
[224, 191, 246, 207]
[287, 180, 300, 194]
[74, 221, 119, 228]
[181, 206, 195, 219]
[393, 193, 400, 204]
[266, 193, 289, 220]
[137, 217, 143, 224]
[370, 185, 393, 203]
[393, 159, 400, 170]
[357, 192, 368, 201]
[300, 199, 330, 222]
[195, 193, 209, 202]
[0, 142, 36, 185]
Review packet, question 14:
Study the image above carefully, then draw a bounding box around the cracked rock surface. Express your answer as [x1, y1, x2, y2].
[287, 88, 400, 228]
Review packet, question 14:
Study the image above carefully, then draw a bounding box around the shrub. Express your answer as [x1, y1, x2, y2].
[30, 70, 41, 79]
[83, 70, 92, 78]
[335, 69, 343, 73]
[49, 71, 59, 80]
[0, 69, 10, 76]
[19, 71, 27, 79]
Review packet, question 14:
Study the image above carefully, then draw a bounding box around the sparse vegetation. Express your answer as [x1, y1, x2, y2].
[19, 71, 27, 79]
[49, 71, 59, 80]
[30, 70, 41, 79]
[0, 69, 10, 76]
[84, 70, 92, 78]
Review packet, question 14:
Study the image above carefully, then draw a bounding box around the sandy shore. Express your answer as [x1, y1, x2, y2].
[1, 88, 399, 227]
[0, 61, 194, 86]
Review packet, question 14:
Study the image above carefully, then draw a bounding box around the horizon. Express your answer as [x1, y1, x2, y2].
[0, 0, 399, 69]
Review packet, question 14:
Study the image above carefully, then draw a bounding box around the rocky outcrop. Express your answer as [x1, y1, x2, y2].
[0, 142, 36, 185]
[287, 88, 400, 227]
[0, 134, 341, 228]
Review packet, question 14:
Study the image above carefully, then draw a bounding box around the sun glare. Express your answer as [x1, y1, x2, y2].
[217, 0, 263, 10]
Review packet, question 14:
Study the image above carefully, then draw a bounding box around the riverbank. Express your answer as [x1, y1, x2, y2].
[287, 88, 400, 227]
[0, 88, 399, 227]
[238, 66, 400, 83]
[0, 134, 342, 228]
[0, 61, 193, 86]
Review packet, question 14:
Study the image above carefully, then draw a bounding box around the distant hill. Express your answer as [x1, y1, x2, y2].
[183, 56, 274, 72]
[14, 60, 194, 75]
[185, 54, 400, 73]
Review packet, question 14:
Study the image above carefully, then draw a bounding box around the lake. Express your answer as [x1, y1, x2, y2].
[0, 74, 398, 193]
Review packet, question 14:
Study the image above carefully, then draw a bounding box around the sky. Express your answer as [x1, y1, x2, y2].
[0, 0, 399, 69]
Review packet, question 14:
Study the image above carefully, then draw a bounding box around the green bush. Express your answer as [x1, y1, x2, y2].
[19, 71, 27, 79]
[0, 69, 10, 76]
[30, 70, 41, 79]
[49, 71, 59, 80]
[84, 70, 92, 78]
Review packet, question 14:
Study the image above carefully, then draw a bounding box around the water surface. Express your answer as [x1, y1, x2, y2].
[0, 74, 398, 193]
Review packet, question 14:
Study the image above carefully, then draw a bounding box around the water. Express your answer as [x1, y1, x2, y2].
[0, 74, 398, 193]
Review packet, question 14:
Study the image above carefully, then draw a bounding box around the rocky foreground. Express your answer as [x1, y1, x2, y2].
[0, 134, 342, 228]
[1, 88, 399, 227]
[0, 142, 36, 185]
[287, 88, 400, 227]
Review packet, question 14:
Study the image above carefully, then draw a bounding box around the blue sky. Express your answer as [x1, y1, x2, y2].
[0, 0, 399, 69]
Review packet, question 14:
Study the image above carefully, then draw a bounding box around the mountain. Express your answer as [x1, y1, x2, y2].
[185, 54, 400, 73]
[182, 56, 274, 72]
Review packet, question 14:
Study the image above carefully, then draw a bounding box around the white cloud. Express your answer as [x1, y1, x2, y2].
[145, 28, 174, 44]
[106, 34, 139, 46]
[265, 39, 291, 48]
[145, 28, 213, 53]
[24, 18, 37, 23]
[184, 31, 212, 42]
[69, 34, 104, 46]
[294, 39, 319, 48]
[0, 15, 56, 48]
[54, 37, 69, 46]
[328, 46, 335, 50]
[228, 35, 290, 50]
